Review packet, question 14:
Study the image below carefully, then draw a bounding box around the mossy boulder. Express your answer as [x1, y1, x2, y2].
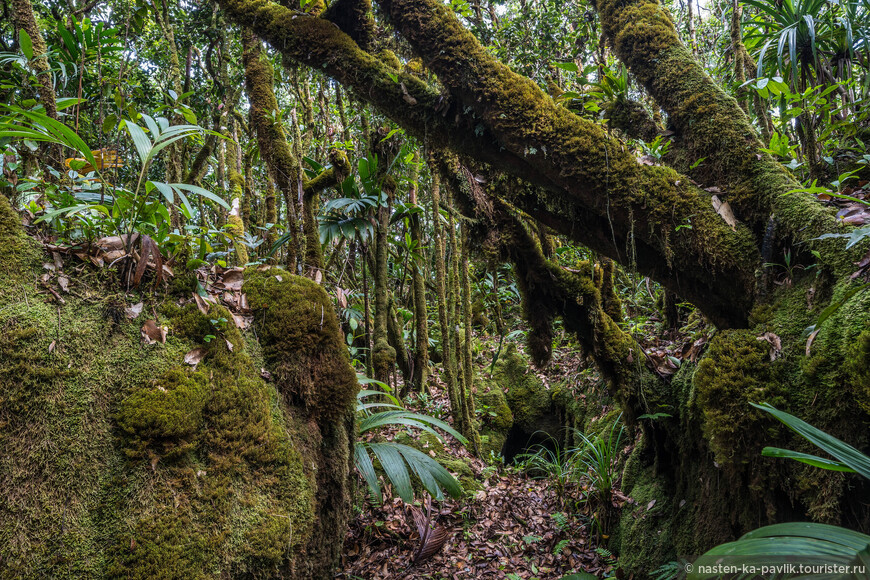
[0, 196, 357, 579]
[476, 386, 513, 457]
[498, 345, 554, 434]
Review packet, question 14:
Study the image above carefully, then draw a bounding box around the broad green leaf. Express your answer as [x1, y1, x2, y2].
[124, 121, 152, 166]
[19, 30, 33, 60]
[761, 447, 856, 472]
[751, 403, 870, 479]
[170, 183, 230, 209]
[368, 442, 413, 502]
[354, 443, 383, 504]
[552, 61, 579, 72]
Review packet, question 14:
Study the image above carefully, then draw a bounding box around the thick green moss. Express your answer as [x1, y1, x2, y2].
[116, 368, 208, 460]
[692, 329, 784, 465]
[615, 467, 676, 571]
[847, 329, 870, 414]
[0, 200, 355, 578]
[498, 345, 552, 433]
[242, 267, 358, 422]
[476, 386, 513, 457]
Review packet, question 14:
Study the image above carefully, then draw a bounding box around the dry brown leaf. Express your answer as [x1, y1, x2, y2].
[806, 328, 821, 356]
[57, 275, 69, 293]
[48, 340, 56, 353]
[711, 195, 738, 230]
[184, 347, 207, 367]
[141, 319, 167, 345]
[757, 332, 783, 361]
[193, 293, 210, 315]
[337, 287, 348, 309]
[231, 314, 251, 330]
[225, 338, 234, 352]
[125, 302, 144, 320]
[221, 268, 244, 290]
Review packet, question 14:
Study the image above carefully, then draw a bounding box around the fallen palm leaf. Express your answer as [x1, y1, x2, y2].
[408, 498, 450, 564]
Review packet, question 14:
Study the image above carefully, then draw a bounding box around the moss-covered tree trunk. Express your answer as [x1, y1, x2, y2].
[429, 169, 462, 427]
[224, 120, 250, 266]
[12, 0, 58, 162]
[409, 154, 429, 391]
[370, 131, 398, 383]
[242, 28, 301, 266]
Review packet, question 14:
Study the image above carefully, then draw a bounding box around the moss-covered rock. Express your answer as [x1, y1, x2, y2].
[499, 345, 553, 433]
[0, 196, 356, 579]
[476, 385, 513, 457]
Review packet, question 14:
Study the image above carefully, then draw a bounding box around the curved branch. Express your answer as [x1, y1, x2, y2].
[593, 0, 858, 272]
[220, 0, 759, 326]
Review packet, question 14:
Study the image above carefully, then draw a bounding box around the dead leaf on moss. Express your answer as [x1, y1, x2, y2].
[141, 320, 167, 345]
[711, 195, 738, 230]
[193, 293, 210, 315]
[231, 313, 251, 330]
[219, 268, 245, 290]
[57, 275, 69, 293]
[806, 328, 821, 356]
[184, 347, 206, 367]
[126, 302, 144, 320]
[757, 332, 782, 361]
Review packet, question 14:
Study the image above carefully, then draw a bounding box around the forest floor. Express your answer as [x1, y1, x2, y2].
[338, 345, 620, 580]
[338, 299, 713, 579]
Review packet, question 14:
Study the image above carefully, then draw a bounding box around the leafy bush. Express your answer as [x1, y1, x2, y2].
[354, 376, 467, 504]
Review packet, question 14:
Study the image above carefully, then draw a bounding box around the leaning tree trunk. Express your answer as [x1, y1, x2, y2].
[242, 28, 349, 276]
[12, 0, 59, 163]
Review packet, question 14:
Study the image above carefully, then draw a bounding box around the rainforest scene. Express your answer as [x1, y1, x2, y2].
[1, 0, 869, 577]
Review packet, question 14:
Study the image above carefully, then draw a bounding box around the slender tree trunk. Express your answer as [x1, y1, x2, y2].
[447, 197, 475, 439]
[685, 0, 698, 58]
[264, 179, 277, 263]
[371, 131, 398, 383]
[429, 168, 462, 427]
[409, 154, 429, 391]
[225, 120, 249, 266]
[460, 222, 480, 452]
[12, 0, 59, 163]
[361, 242, 373, 377]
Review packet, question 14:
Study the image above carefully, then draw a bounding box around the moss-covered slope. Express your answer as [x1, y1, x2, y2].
[0, 196, 356, 579]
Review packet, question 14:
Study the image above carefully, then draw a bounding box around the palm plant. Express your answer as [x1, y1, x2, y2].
[0, 106, 228, 283]
[743, 0, 834, 89]
[690, 403, 870, 578]
[354, 376, 467, 504]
